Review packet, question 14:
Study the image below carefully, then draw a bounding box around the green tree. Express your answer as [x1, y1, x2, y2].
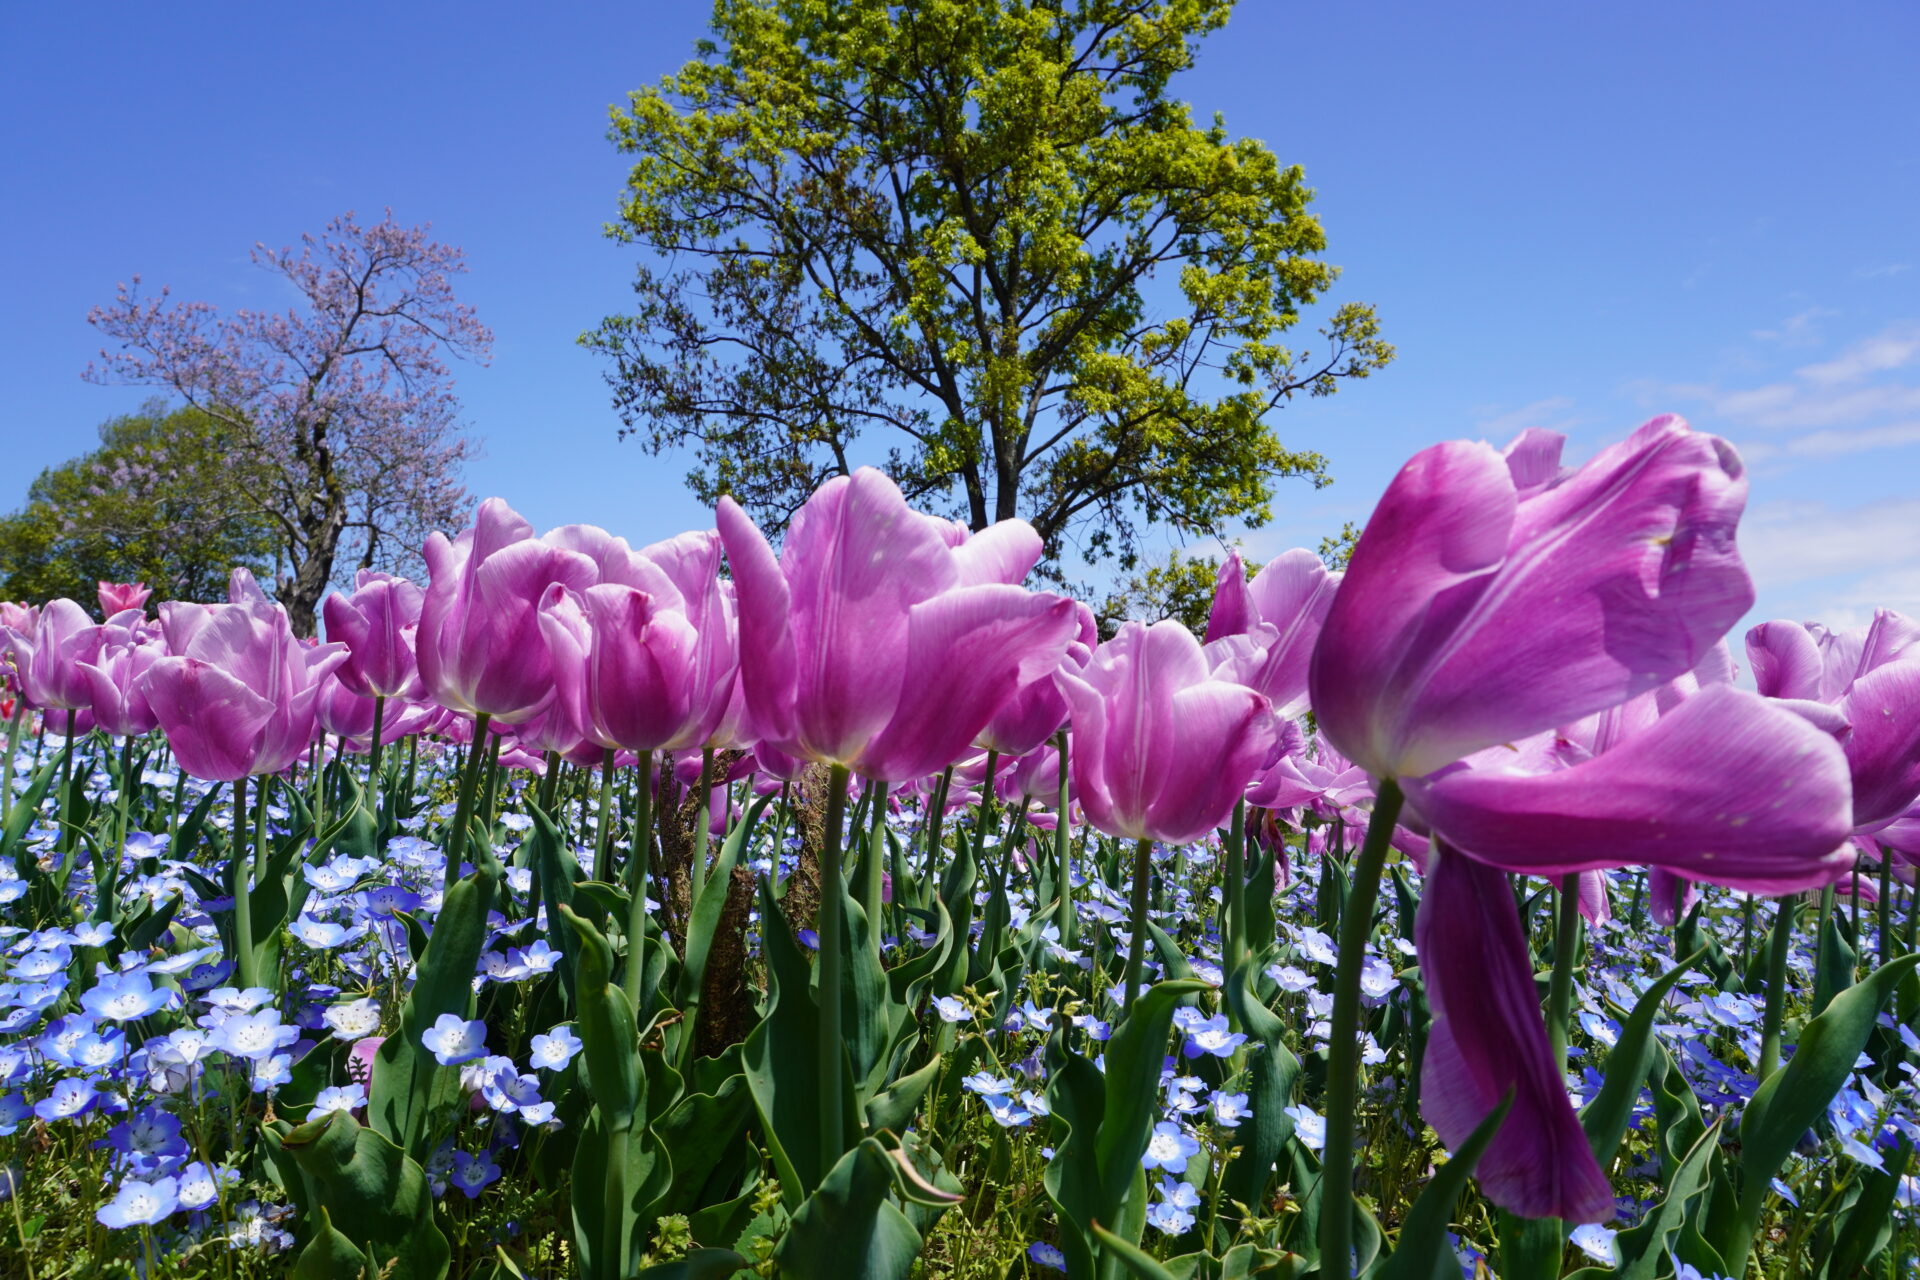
[586, 0, 1391, 581]
[0, 401, 277, 608]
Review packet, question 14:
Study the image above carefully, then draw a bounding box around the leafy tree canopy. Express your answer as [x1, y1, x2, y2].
[0, 401, 277, 609]
[586, 0, 1392, 584]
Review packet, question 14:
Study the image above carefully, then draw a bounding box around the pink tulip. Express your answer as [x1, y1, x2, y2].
[75, 615, 163, 738]
[978, 600, 1096, 758]
[1056, 620, 1276, 845]
[139, 571, 348, 780]
[2, 598, 105, 713]
[1204, 549, 1341, 717]
[718, 467, 1078, 783]
[321, 571, 426, 700]
[416, 498, 598, 724]
[97, 582, 153, 616]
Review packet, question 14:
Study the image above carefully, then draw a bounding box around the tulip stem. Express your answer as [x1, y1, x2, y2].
[592, 748, 617, 885]
[1054, 729, 1074, 954]
[622, 751, 656, 1016]
[106, 736, 136, 917]
[0, 700, 22, 825]
[1879, 844, 1894, 968]
[818, 763, 851, 1172]
[58, 710, 76, 854]
[1740, 893, 1756, 971]
[860, 779, 887, 925]
[1547, 872, 1581, 1067]
[1758, 895, 1799, 1080]
[368, 694, 386, 837]
[1320, 777, 1404, 1280]
[1223, 799, 1247, 983]
[1121, 837, 1154, 1011]
[231, 773, 255, 990]
[443, 713, 492, 898]
[690, 747, 714, 903]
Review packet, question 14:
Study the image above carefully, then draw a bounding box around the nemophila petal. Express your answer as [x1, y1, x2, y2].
[95, 1176, 179, 1229]
[1313, 417, 1751, 780]
[1417, 845, 1615, 1223]
[1405, 685, 1854, 894]
[421, 1014, 488, 1066]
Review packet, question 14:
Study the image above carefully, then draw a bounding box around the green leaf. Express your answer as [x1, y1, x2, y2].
[635, 1249, 749, 1280]
[1220, 960, 1302, 1213]
[1374, 1094, 1511, 1280]
[1612, 1121, 1722, 1279]
[368, 846, 501, 1160]
[277, 1109, 449, 1280]
[773, 1137, 925, 1280]
[1091, 1220, 1177, 1280]
[1580, 949, 1700, 1167]
[674, 795, 769, 1072]
[1818, 1139, 1911, 1278]
[290, 1206, 373, 1280]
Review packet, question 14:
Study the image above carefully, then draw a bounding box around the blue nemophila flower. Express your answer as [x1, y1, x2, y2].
[80, 970, 174, 1022]
[0, 1093, 31, 1136]
[1182, 1013, 1247, 1060]
[1670, 1255, 1734, 1280]
[932, 996, 968, 1023]
[96, 1176, 179, 1228]
[312, 1084, 367, 1117]
[1027, 1241, 1067, 1271]
[289, 917, 365, 949]
[1291, 925, 1337, 965]
[450, 1150, 502, 1199]
[1141, 1121, 1199, 1171]
[1210, 1090, 1252, 1128]
[322, 998, 382, 1041]
[482, 1066, 544, 1114]
[961, 1071, 1016, 1097]
[1146, 1178, 1199, 1235]
[208, 1011, 297, 1062]
[102, 1107, 189, 1176]
[33, 1077, 99, 1122]
[1358, 956, 1398, 1000]
[12, 944, 71, 980]
[528, 1025, 582, 1072]
[176, 1161, 237, 1212]
[1569, 1222, 1617, 1264]
[1266, 963, 1317, 993]
[71, 921, 113, 947]
[422, 1014, 489, 1066]
[1285, 1105, 1326, 1152]
[983, 1093, 1033, 1128]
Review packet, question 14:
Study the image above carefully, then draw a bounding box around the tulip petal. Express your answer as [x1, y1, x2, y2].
[140, 657, 276, 782]
[1746, 621, 1824, 700]
[1141, 682, 1276, 844]
[1405, 684, 1855, 893]
[1843, 659, 1920, 830]
[950, 520, 1044, 588]
[1204, 552, 1254, 643]
[717, 496, 798, 748]
[1241, 550, 1341, 717]
[1417, 845, 1616, 1222]
[858, 585, 1077, 782]
[1314, 417, 1752, 779]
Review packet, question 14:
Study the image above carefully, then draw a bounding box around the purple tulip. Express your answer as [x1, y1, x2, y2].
[416, 498, 598, 724]
[139, 571, 347, 780]
[1747, 610, 1920, 832]
[96, 582, 152, 616]
[1056, 620, 1276, 845]
[1307, 418, 1855, 1225]
[75, 616, 162, 738]
[2, 598, 104, 712]
[718, 467, 1078, 783]
[1309, 419, 1752, 782]
[321, 571, 426, 700]
[1204, 549, 1341, 717]
[979, 600, 1096, 757]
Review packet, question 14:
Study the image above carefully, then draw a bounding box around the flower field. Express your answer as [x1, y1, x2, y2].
[0, 416, 1914, 1279]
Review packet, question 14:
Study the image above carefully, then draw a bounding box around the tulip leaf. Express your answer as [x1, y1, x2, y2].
[1610, 1120, 1722, 1279]
[1374, 1093, 1511, 1280]
[1091, 1220, 1177, 1280]
[653, 1074, 754, 1216]
[635, 1248, 750, 1280]
[1720, 952, 1920, 1270]
[289, 1206, 373, 1280]
[1811, 899, 1857, 1017]
[675, 795, 769, 1070]
[276, 1109, 449, 1280]
[368, 844, 501, 1160]
[773, 1137, 925, 1280]
[1579, 948, 1700, 1167]
[4, 746, 68, 881]
[1819, 1139, 1911, 1278]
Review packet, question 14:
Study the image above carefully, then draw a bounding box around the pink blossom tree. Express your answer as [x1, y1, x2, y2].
[86, 211, 492, 634]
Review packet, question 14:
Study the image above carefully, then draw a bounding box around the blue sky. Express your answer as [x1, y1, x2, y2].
[4, 2, 1916, 634]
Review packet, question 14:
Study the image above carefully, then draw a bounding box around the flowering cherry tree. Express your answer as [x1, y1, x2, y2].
[86, 210, 492, 634]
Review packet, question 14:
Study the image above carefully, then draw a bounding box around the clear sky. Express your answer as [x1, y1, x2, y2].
[4, 2, 1916, 634]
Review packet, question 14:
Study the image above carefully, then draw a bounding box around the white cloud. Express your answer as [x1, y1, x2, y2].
[1752, 306, 1837, 346]
[1740, 420, 1920, 461]
[1854, 263, 1913, 280]
[1740, 495, 1920, 629]
[1652, 320, 1920, 432]
[1797, 322, 1920, 385]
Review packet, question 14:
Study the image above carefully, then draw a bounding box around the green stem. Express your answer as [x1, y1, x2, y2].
[106, 737, 135, 918]
[1741, 893, 1756, 972]
[861, 779, 887, 925]
[690, 746, 715, 903]
[1122, 837, 1153, 1010]
[925, 767, 952, 903]
[1547, 872, 1581, 1066]
[1223, 798, 1247, 981]
[1880, 842, 1894, 968]
[59, 710, 76, 853]
[1054, 729, 1074, 953]
[622, 752, 656, 1015]
[368, 694, 386, 831]
[442, 713, 492, 898]
[1758, 895, 1800, 1080]
[0, 701, 23, 825]
[593, 747, 617, 885]
[231, 774, 255, 990]
[1319, 777, 1405, 1280]
[818, 763, 851, 1171]
[1627, 869, 1646, 927]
